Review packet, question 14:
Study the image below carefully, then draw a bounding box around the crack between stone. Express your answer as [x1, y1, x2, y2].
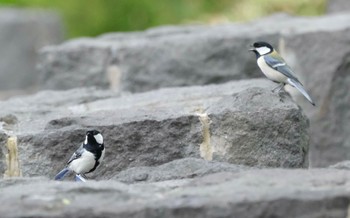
[4, 136, 22, 178]
[196, 110, 213, 161]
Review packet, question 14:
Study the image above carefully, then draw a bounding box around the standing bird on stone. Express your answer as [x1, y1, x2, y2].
[54, 130, 105, 182]
[249, 41, 315, 106]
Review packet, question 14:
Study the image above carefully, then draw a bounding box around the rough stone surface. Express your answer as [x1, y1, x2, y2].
[38, 13, 350, 167]
[241, 15, 350, 167]
[1, 169, 350, 218]
[304, 52, 350, 167]
[329, 161, 350, 170]
[0, 131, 8, 175]
[0, 87, 120, 178]
[38, 26, 260, 92]
[38, 13, 350, 94]
[0, 80, 309, 179]
[0, 8, 63, 92]
[327, 0, 350, 13]
[113, 158, 250, 183]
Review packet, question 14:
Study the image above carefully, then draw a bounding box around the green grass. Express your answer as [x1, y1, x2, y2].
[224, 0, 326, 21]
[0, 0, 326, 38]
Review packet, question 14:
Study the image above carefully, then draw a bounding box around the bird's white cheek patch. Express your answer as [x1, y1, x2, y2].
[84, 136, 88, 145]
[94, 133, 103, 144]
[256, 47, 271, 55]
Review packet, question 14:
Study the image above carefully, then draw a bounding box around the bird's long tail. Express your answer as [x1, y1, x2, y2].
[287, 78, 315, 106]
[54, 168, 70, 180]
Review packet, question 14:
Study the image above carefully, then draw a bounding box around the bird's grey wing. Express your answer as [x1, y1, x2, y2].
[67, 144, 84, 164]
[264, 55, 301, 84]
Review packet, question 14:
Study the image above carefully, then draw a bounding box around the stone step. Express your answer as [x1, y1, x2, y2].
[1, 168, 350, 218]
[37, 12, 350, 168]
[0, 79, 308, 179]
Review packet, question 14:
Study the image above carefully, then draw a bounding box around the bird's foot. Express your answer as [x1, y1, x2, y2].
[271, 83, 285, 93]
[75, 174, 87, 182]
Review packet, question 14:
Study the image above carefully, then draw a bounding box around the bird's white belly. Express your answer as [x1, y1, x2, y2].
[257, 57, 288, 83]
[68, 151, 95, 174]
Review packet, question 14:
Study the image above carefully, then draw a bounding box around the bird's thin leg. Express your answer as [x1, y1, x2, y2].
[272, 83, 285, 93]
[75, 174, 87, 182]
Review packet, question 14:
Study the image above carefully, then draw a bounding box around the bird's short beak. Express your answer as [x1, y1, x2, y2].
[248, 45, 255, 51]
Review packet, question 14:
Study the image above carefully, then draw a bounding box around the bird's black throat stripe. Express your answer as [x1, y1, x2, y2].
[252, 50, 260, 59]
[84, 143, 104, 160]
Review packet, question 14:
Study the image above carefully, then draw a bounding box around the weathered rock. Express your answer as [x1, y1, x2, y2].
[329, 161, 350, 170]
[244, 14, 350, 168]
[0, 80, 309, 179]
[38, 26, 260, 92]
[273, 16, 350, 166]
[1, 169, 350, 218]
[113, 158, 250, 183]
[38, 13, 350, 167]
[305, 52, 350, 167]
[0, 131, 8, 175]
[0, 87, 119, 178]
[38, 13, 350, 94]
[0, 8, 63, 94]
[327, 0, 350, 13]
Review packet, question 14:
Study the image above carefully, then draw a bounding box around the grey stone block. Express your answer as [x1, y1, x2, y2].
[327, 0, 350, 13]
[37, 13, 350, 167]
[1, 169, 350, 217]
[112, 158, 250, 183]
[0, 80, 309, 179]
[0, 8, 63, 92]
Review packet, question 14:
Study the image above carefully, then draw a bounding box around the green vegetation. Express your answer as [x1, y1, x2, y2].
[0, 0, 326, 38]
